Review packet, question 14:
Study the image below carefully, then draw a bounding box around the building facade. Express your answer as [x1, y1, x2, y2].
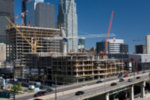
[25, 53, 125, 84]
[78, 38, 85, 50]
[135, 45, 146, 54]
[57, 0, 78, 53]
[96, 38, 128, 54]
[120, 44, 128, 54]
[24, 0, 55, 28]
[129, 54, 150, 71]
[146, 35, 150, 54]
[35, 3, 56, 28]
[0, 0, 14, 43]
[25, 0, 44, 26]
[6, 25, 61, 78]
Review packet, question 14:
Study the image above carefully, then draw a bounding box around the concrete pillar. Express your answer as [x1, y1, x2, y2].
[106, 93, 109, 100]
[141, 81, 146, 98]
[130, 85, 134, 100]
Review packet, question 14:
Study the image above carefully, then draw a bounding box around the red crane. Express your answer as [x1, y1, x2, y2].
[99, 10, 114, 55]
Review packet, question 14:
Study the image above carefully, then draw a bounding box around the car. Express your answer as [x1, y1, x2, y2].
[124, 74, 128, 77]
[46, 88, 53, 93]
[119, 78, 124, 82]
[137, 72, 140, 74]
[136, 76, 140, 79]
[80, 84, 88, 87]
[118, 73, 123, 78]
[110, 82, 117, 86]
[29, 85, 35, 90]
[34, 91, 47, 97]
[128, 79, 133, 82]
[142, 71, 146, 73]
[75, 91, 84, 96]
[96, 79, 104, 83]
[40, 85, 49, 89]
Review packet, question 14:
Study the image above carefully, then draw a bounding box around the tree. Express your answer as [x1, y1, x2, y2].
[11, 82, 22, 93]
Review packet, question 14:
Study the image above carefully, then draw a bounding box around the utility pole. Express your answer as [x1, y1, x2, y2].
[55, 74, 57, 100]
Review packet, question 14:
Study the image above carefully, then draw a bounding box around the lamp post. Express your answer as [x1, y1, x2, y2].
[55, 74, 57, 100]
[13, 62, 16, 100]
[13, 78, 17, 100]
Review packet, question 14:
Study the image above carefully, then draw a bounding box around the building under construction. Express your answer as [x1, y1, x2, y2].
[6, 25, 61, 78]
[25, 52, 125, 85]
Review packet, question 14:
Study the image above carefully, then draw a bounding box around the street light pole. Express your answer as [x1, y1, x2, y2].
[13, 63, 16, 100]
[55, 74, 57, 100]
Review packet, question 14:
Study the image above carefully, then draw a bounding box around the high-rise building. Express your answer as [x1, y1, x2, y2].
[0, 0, 14, 43]
[120, 44, 128, 54]
[96, 38, 128, 54]
[146, 35, 150, 54]
[6, 26, 60, 78]
[23, 0, 55, 28]
[57, 0, 78, 53]
[78, 38, 85, 50]
[135, 45, 146, 54]
[35, 3, 56, 28]
[25, 0, 44, 26]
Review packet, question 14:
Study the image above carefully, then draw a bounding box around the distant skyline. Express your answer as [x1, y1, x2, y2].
[15, 0, 150, 53]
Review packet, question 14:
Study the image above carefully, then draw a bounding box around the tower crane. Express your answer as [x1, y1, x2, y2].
[11, 11, 28, 26]
[6, 16, 42, 53]
[43, 27, 116, 54]
[98, 10, 114, 55]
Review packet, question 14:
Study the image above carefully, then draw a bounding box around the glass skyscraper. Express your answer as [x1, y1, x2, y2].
[35, 3, 56, 28]
[0, 0, 14, 43]
[57, 0, 78, 53]
[23, 0, 55, 28]
[25, 0, 44, 26]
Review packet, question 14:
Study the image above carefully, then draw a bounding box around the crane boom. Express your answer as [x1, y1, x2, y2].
[104, 11, 114, 54]
[6, 16, 33, 49]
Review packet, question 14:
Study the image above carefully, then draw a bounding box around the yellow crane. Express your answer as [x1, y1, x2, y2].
[6, 16, 42, 53]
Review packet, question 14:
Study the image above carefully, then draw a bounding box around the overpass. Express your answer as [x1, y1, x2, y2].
[29, 72, 150, 100]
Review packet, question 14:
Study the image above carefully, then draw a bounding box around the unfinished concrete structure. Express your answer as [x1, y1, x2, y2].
[6, 26, 61, 78]
[25, 52, 125, 85]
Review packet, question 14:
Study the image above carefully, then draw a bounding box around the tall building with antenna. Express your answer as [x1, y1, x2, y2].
[0, 0, 14, 43]
[57, 0, 78, 53]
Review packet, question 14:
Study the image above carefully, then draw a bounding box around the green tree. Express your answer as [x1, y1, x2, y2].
[11, 82, 22, 93]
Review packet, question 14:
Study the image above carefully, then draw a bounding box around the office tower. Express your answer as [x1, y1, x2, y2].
[22, 0, 27, 25]
[0, 0, 14, 43]
[57, 0, 78, 53]
[78, 38, 85, 49]
[96, 38, 128, 54]
[25, 0, 44, 26]
[135, 45, 146, 54]
[6, 26, 60, 78]
[23, 0, 56, 28]
[0, 43, 6, 64]
[146, 35, 150, 54]
[120, 44, 128, 54]
[35, 3, 56, 28]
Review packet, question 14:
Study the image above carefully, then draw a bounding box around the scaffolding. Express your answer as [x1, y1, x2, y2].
[25, 52, 125, 85]
[6, 26, 61, 78]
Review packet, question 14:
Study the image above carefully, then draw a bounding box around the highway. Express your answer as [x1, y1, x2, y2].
[16, 72, 149, 100]
[32, 72, 150, 100]
[15, 76, 118, 100]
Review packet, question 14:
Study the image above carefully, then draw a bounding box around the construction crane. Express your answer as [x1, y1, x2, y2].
[6, 16, 42, 53]
[43, 27, 116, 54]
[43, 27, 76, 54]
[98, 10, 114, 55]
[133, 38, 144, 42]
[11, 11, 28, 26]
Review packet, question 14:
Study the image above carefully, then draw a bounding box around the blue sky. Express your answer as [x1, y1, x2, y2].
[15, 0, 150, 53]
